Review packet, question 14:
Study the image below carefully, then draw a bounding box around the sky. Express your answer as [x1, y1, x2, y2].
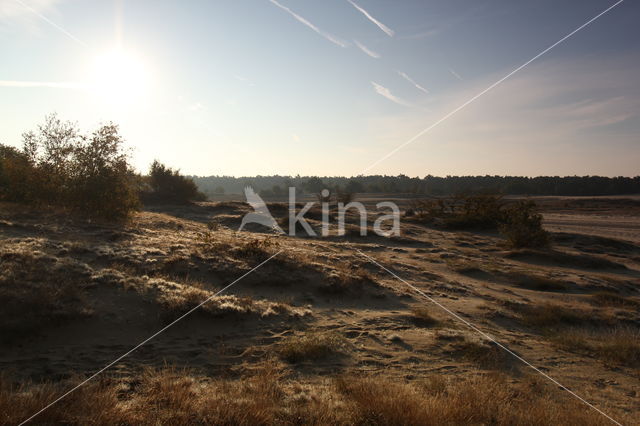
[0, 0, 638, 177]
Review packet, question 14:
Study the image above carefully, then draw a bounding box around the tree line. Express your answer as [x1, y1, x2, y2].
[193, 174, 640, 198]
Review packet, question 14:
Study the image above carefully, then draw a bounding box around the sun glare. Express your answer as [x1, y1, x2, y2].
[86, 49, 149, 105]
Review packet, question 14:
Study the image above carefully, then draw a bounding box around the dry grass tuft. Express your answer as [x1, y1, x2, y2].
[455, 339, 514, 370]
[411, 306, 438, 327]
[277, 331, 346, 363]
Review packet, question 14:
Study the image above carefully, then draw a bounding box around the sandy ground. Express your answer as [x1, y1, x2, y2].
[1, 197, 639, 424]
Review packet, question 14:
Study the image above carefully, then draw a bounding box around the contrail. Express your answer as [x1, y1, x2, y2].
[372, 81, 411, 107]
[397, 70, 429, 94]
[11, 0, 88, 48]
[269, 0, 348, 47]
[347, 0, 394, 37]
[354, 39, 380, 58]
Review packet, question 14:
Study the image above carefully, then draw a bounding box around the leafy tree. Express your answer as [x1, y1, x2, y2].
[146, 160, 206, 204]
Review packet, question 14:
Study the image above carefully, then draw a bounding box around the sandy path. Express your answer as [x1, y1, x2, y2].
[544, 213, 640, 244]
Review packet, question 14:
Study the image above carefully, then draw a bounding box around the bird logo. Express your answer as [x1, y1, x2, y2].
[238, 186, 285, 233]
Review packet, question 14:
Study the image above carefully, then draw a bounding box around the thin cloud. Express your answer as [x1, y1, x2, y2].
[397, 70, 428, 94]
[269, 0, 348, 47]
[371, 81, 411, 107]
[347, 0, 394, 37]
[353, 39, 380, 58]
[449, 68, 463, 81]
[0, 80, 82, 89]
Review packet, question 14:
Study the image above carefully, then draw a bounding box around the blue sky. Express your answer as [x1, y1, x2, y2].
[1, 0, 638, 176]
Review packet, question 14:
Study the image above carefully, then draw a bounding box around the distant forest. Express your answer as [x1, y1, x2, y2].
[191, 175, 640, 198]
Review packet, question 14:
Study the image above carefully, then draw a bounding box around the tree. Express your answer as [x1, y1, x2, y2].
[11, 114, 140, 220]
[146, 160, 206, 204]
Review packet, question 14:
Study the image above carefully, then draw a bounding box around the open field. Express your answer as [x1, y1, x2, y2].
[1, 196, 639, 425]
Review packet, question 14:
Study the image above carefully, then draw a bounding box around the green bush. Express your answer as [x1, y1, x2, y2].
[143, 160, 206, 204]
[499, 201, 549, 248]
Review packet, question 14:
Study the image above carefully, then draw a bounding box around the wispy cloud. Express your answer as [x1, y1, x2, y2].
[0, 80, 82, 89]
[397, 70, 428, 94]
[269, 0, 348, 47]
[347, 0, 394, 37]
[353, 39, 380, 58]
[371, 81, 411, 107]
[449, 68, 463, 81]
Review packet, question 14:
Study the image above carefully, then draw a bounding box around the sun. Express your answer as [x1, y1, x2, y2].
[86, 49, 149, 105]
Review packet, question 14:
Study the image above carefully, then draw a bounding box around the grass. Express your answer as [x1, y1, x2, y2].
[553, 326, 640, 368]
[455, 339, 514, 370]
[0, 368, 618, 425]
[590, 291, 637, 307]
[505, 302, 591, 331]
[277, 331, 345, 363]
[505, 272, 569, 292]
[0, 247, 92, 342]
[411, 306, 438, 327]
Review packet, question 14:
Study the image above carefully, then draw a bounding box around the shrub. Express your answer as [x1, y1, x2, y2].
[407, 195, 548, 248]
[12, 114, 140, 220]
[0, 144, 33, 202]
[499, 201, 549, 248]
[407, 194, 504, 229]
[143, 160, 206, 204]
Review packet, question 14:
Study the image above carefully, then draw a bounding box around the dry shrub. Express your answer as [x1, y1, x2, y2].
[234, 236, 280, 260]
[277, 331, 345, 363]
[321, 261, 375, 295]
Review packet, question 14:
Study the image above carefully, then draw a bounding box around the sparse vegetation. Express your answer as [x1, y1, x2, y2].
[553, 326, 640, 368]
[456, 339, 514, 370]
[0, 246, 92, 341]
[506, 302, 591, 331]
[277, 331, 345, 362]
[411, 306, 438, 327]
